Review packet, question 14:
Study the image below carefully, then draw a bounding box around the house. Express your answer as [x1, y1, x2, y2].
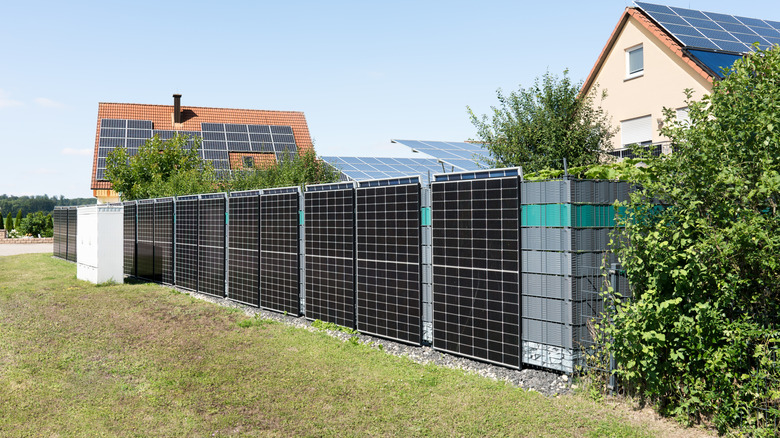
[90, 94, 314, 203]
[582, 2, 779, 158]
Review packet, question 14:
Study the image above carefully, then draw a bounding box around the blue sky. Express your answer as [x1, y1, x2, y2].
[1, 0, 778, 198]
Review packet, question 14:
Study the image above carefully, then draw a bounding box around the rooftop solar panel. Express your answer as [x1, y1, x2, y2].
[636, 2, 780, 53]
[391, 139, 488, 171]
[321, 156, 463, 185]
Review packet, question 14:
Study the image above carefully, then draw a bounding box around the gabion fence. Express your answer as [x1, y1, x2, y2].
[54, 170, 630, 373]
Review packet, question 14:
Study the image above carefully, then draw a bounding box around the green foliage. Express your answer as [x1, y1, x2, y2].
[14, 209, 22, 230]
[18, 212, 53, 237]
[106, 134, 217, 201]
[311, 319, 358, 334]
[237, 314, 276, 328]
[220, 150, 340, 192]
[522, 158, 652, 182]
[5, 212, 13, 231]
[0, 194, 94, 218]
[468, 70, 615, 172]
[606, 45, 780, 434]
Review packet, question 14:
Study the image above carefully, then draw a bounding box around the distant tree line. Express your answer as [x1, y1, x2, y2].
[0, 194, 96, 219]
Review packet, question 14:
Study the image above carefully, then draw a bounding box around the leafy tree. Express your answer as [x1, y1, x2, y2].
[468, 70, 615, 172]
[14, 209, 22, 230]
[605, 45, 780, 434]
[4, 212, 12, 231]
[222, 150, 340, 191]
[18, 212, 53, 237]
[106, 134, 217, 200]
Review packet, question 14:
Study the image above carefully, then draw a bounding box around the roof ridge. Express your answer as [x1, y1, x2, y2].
[97, 101, 304, 114]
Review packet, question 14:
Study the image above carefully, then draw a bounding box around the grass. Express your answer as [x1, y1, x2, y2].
[0, 254, 669, 437]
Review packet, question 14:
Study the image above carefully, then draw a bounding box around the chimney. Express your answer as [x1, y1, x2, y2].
[173, 93, 182, 124]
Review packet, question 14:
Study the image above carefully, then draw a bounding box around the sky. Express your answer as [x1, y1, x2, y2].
[1, 0, 779, 198]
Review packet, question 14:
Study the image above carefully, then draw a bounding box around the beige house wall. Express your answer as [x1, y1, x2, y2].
[588, 16, 712, 151]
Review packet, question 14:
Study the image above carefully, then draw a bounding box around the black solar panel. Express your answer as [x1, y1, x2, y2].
[66, 207, 78, 262]
[136, 200, 155, 281]
[260, 188, 301, 315]
[356, 181, 422, 344]
[228, 191, 261, 307]
[175, 196, 199, 291]
[305, 184, 355, 328]
[155, 198, 175, 284]
[431, 176, 521, 368]
[123, 202, 136, 277]
[198, 194, 226, 297]
[53, 207, 67, 259]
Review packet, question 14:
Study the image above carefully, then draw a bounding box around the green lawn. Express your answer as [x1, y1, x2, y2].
[0, 253, 666, 437]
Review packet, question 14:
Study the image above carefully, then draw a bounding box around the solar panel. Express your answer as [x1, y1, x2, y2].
[227, 190, 260, 307]
[123, 202, 136, 277]
[136, 200, 155, 281]
[53, 207, 67, 259]
[356, 180, 422, 344]
[260, 187, 301, 315]
[66, 207, 78, 262]
[175, 195, 199, 291]
[305, 183, 356, 328]
[321, 156, 458, 184]
[431, 174, 521, 368]
[392, 139, 488, 171]
[198, 194, 226, 298]
[198, 123, 298, 166]
[155, 198, 175, 285]
[636, 2, 780, 53]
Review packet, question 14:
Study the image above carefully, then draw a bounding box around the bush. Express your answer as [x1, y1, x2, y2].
[18, 212, 53, 237]
[606, 45, 780, 434]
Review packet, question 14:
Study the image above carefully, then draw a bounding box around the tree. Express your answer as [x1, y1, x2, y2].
[468, 70, 615, 172]
[14, 209, 22, 230]
[18, 212, 53, 237]
[606, 45, 780, 433]
[221, 150, 340, 191]
[5, 212, 13, 231]
[105, 134, 217, 200]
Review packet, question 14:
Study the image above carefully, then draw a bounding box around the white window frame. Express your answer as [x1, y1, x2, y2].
[625, 44, 644, 79]
[621, 115, 653, 148]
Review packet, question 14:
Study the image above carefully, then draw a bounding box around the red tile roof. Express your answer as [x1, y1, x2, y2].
[581, 7, 713, 97]
[91, 101, 314, 191]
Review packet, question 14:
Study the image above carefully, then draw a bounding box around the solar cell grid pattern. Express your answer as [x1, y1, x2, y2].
[305, 188, 355, 327]
[227, 193, 260, 307]
[260, 191, 300, 314]
[123, 203, 136, 277]
[431, 177, 521, 368]
[636, 2, 780, 52]
[175, 198, 199, 291]
[198, 196, 226, 298]
[53, 208, 66, 259]
[66, 208, 78, 262]
[356, 183, 422, 344]
[136, 201, 155, 281]
[321, 156, 458, 184]
[154, 199, 174, 284]
[96, 119, 297, 180]
[392, 140, 488, 171]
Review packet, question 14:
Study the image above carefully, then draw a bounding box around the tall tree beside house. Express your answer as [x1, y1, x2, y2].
[468, 70, 615, 172]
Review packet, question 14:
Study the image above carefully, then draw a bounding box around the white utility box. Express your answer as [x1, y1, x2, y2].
[77, 204, 124, 284]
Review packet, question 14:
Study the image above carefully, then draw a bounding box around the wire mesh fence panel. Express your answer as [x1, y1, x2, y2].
[431, 176, 521, 369]
[175, 196, 199, 292]
[136, 200, 155, 282]
[305, 185, 355, 328]
[154, 198, 174, 284]
[123, 202, 136, 277]
[198, 195, 226, 298]
[356, 182, 422, 345]
[228, 191, 260, 307]
[66, 207, 78, 262]
[260, 190, 300, 315]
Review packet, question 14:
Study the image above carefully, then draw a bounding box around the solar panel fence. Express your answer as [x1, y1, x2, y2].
[123, 202, 136, 277]
[66, 207, 78, 262]
[260, 187, 301, 315]
[53, 207, 67, 259]
[175, 195, 199, 292]
[227, 190, 261, 307]
[198, 193, 227, 298]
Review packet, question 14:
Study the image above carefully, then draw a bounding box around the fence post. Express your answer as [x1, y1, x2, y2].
[609, 262, 620, 395]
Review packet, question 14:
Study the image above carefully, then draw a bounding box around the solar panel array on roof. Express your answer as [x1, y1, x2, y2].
[636, 2, 780, 53]
[321, 156, 459, 184]
[392, 140, 488, 172]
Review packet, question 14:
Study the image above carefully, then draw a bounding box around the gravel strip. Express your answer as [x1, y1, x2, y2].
[180, 287, 574, 397]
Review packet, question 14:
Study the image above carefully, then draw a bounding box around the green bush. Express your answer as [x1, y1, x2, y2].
[605, 45, 780, 434]
[18, 212, 53, 237]
[5, 212, 14, 231]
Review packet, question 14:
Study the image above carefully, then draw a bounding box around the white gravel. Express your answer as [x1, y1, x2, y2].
[0, 243, 53, 256]
[179, 287, 574, 397]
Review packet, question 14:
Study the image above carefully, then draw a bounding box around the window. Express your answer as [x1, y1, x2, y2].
[676, 107, 690, 124]
[626, 45, 644, 79]
[242, 156, 255, 168]
[621, 115, 652, 147]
